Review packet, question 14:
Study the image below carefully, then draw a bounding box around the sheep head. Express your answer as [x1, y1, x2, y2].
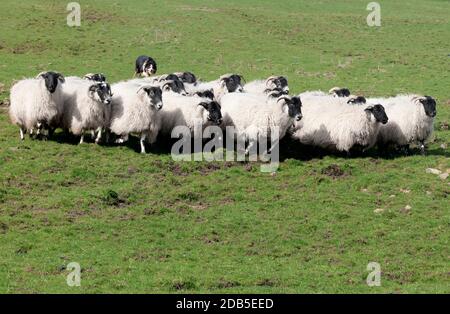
[266, 76, 289, 94]
[329, 87, 351, 98]
[137, 85, 163, 110]
[88, 82, 112, 105]
[162, 80, 187, 95]
[84, 73, 106, 82]
[364, 104, 388, 124]
[198, 100, 222, 125]
[36, 71, 65, 93]
[220, 74, 244, 93]
[413, 96, 437, 118]
[277, 96, 302, 121]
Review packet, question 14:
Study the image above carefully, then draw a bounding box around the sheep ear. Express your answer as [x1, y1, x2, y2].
[57, 73, 65, 83]
[36, 72, 47, 79]
[418, 97, 428, 105]
[88, 84, 98, 97]
[364, 106, 374, 112]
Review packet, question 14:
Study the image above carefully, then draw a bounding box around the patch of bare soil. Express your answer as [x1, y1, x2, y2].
[321, 164, 350, 178]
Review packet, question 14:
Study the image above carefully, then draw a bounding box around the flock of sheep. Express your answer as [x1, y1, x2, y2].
[8, 55, 437, 156]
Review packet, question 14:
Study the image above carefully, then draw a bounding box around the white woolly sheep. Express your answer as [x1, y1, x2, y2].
[9, 71, 65, 140]
[158, 92, 222, 138]
[367, 94, 437, 154]
[291, 94, 388, 153]
[109, 83, 163, 153]
[220, 93, 302, 154]
[60, 80, 113, 144]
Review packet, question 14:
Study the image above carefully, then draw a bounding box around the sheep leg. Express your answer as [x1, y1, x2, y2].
[47, 127, 55, 139]
[91, 130, 96, 139]
[419, 142, 425, 156]
[79, 131, 85, 144]
[140, 133, 147, 154]
[95, 127, 102, 144]
[245, 140, 255, 156]
[105, 129, 111, 143]
[36, 122, 42, 136]
[19, 128, 25, 140]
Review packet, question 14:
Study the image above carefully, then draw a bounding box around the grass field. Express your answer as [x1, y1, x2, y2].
[0, 0, 449, 293]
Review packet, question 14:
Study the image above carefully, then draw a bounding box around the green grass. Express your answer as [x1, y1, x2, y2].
[0, 0, 449, 293]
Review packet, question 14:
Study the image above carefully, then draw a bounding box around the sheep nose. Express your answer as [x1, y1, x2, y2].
[296, 115, 302, 121]
[157, 103, 163, 110]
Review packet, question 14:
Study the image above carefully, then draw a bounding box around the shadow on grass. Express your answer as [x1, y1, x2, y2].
[278, 136, 450, 161]
[46, 130, 449, 160]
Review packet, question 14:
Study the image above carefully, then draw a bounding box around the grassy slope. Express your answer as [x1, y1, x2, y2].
[0, 0, 449, 293]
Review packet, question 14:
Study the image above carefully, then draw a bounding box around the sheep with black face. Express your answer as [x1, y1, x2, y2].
[109, 83, 163, 153]
[220, 93, 302, 154]
[9, 71, 65, 140]
[158, 93, 222, 138]
[367, 95, 437, 154]
[60, 81, 113, 144]
[291, 93, 388, 153]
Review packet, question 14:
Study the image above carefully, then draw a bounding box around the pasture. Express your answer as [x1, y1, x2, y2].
[0, 0, 449, 293]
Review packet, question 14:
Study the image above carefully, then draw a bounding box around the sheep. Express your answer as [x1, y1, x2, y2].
[367, 95, 437, 154]
[189, 73, 244, 100]
[291, 94, 388, 153]
[244, 76, 289, 97]
[220, 93, 302, 154]
[109, 84, 163, 153]
[9, 71, 65, 140]
[60, 80, 113, 144]
[158, 92, 222, 138]
[134, 55, 157, 77]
